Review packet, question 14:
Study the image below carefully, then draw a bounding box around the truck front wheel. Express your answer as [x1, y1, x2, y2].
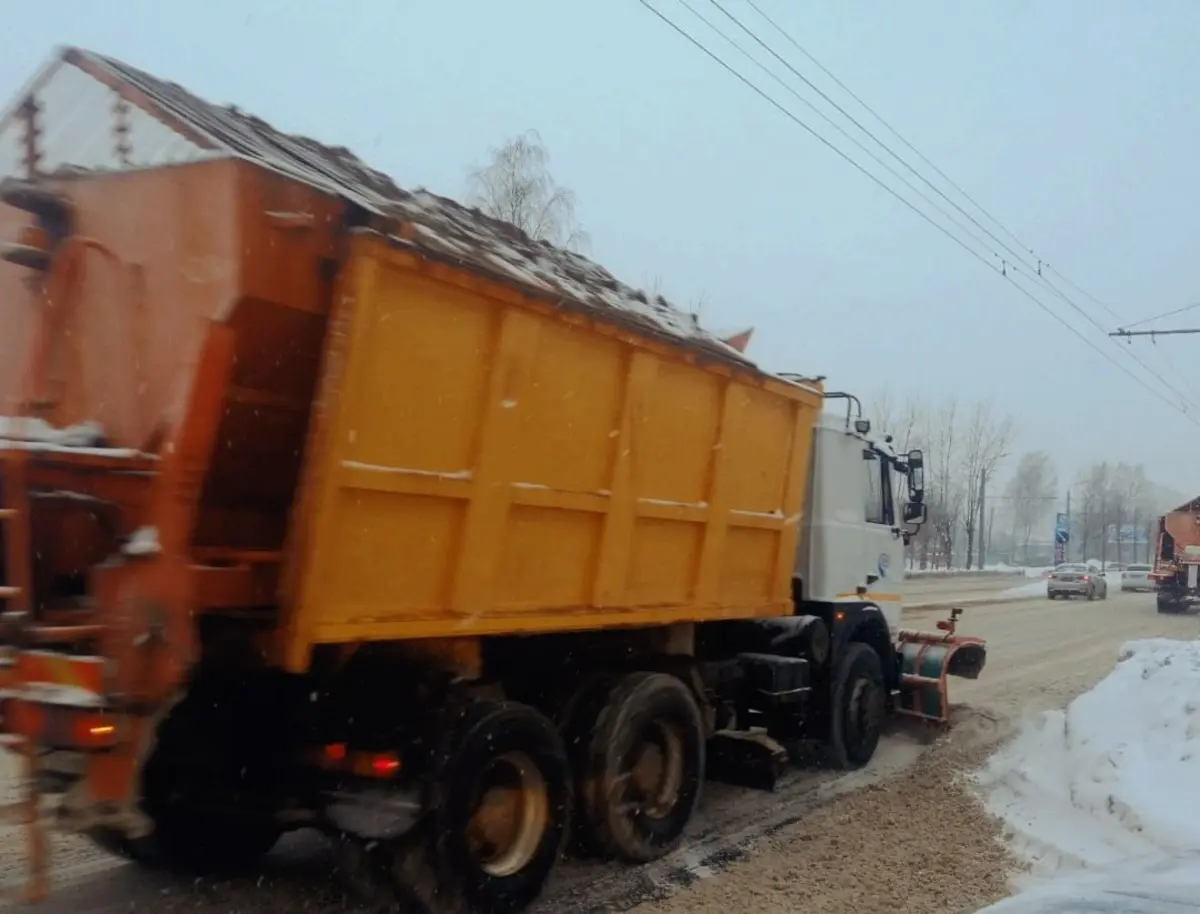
[827, 643, 886, 770]
[571, 671, 704, 863]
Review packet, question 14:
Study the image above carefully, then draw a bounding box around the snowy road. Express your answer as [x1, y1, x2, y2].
[1, 589, 1195, 913]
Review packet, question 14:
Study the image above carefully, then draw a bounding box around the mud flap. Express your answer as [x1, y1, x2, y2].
[894, 630, 987, 724]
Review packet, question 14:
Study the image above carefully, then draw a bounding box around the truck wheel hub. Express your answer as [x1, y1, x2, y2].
[627, 721, 684, 820]
[467, 751, 548, 878]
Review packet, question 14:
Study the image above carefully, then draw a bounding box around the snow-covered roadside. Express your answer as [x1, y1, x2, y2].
[907, 563, 1048, 578]
[974, 638, 1200, 912]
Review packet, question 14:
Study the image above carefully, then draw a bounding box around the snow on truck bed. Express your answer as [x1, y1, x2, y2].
[66, 48, 756, 370]
[974, 638, 1200, 913]
[0, 417, 152, 459]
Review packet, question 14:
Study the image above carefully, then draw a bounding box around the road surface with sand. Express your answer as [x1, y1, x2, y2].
[1, 584, 1194, 913]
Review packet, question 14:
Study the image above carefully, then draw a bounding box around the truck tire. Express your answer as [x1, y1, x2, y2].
[1157, 592, 1185, 614]
[84, 827, 153, 865]
[827, 642, 886, 770]
[423, 700, 569, 914]
[571, 671, 704, 863]
[140, 759, 284, 874]
[110, 702, 283, 875]
[96, 804, 282, 875]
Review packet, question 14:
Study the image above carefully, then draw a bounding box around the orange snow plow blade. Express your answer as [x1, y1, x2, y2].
[895, 609, 986, 724]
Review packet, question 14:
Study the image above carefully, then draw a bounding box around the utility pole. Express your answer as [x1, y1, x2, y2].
[1065, 488, 1072, 562]
[1131, 508, 1138, 565]
[988, 505, 995, 566]
[1100, 494, 1107, 570]
[978, 472, 987, 570]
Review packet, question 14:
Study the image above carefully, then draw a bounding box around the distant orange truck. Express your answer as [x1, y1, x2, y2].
[0, 47, 985, 913]
[1152, 496, 1200, 613]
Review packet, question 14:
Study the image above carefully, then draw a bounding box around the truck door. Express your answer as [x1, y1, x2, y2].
[862, 449, 904, 629]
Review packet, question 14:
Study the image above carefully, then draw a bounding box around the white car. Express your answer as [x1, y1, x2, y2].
[1121, 563, 1156, 592]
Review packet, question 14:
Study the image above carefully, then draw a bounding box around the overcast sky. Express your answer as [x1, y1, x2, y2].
[4, 0, 1199, 496]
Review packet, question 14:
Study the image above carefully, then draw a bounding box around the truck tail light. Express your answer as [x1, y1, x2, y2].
[318, 743, 401, 778]
[75, 717, 118, 749]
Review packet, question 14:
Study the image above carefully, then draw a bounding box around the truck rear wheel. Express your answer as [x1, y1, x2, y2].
[1157, 592, 1185, 614]
[92, 697, 283, 875]
[422, 700, 569, 914]
[827, 642, 886, 770]
[571, 671, 704, 863]
[138, 746, 284, 874]
[88, 781, 282, 874]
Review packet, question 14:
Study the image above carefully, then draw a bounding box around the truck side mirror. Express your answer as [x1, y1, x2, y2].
[903, 501, 927, 526]
[906, 449, 925, 501]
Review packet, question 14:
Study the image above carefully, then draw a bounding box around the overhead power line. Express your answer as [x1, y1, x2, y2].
[638, 0, 1200, 424]
[674, 0, 1009, 264]
[702, 0, 1195, 411]
[1111, 328, 1200, 338]
[741, 0, 1039, 265]
[1041, 264, 1127, 325]
[717, 0, 1125, 336]
[1118, 300, 1200, 331]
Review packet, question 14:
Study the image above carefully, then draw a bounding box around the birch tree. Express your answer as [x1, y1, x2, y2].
[467, 129, 590, 251]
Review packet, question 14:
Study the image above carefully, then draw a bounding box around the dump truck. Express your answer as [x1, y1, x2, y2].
[1152, 496, 1200, 613]
[0, 47, 987, 913]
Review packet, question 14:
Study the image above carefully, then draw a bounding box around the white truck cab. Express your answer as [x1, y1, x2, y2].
[793, 392, 926, 634]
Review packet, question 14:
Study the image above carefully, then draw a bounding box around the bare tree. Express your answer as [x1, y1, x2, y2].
[960, 401, 1016, 569]
[926, 397, 966, 570]
[640, 275, 709, 323]
[1004, 450, 1058, 563]
[1074, 462, 1112, 563]
[869, 390, 928, 564]
[643, 274, 666, 300]
[869, 388, 924, 457]
[466, 129, 590, 251]
[1108, 462, 1152, 564]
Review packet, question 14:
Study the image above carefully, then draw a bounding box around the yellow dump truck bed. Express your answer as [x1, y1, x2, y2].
[282, 231, 822, 668]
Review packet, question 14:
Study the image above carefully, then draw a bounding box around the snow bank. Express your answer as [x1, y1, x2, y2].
[907, 563, 1045, 579]
[975, 638, 1200, 912]
[1001, 579, 1051, 599]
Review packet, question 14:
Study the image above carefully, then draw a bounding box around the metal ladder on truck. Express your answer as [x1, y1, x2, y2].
[0, 173, 68, 902]
[0, 445, 50, 902]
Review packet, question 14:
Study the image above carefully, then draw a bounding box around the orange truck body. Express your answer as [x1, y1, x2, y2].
[0, 48, 822, 860]
[1152, 497, 1200, 606]
[1159, 499, 1200, 557]
[0, 48, 988, 912]
[0, 157, 821, 669]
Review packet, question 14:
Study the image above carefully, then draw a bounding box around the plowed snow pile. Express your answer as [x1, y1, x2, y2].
[974, 637, 1200, 912]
